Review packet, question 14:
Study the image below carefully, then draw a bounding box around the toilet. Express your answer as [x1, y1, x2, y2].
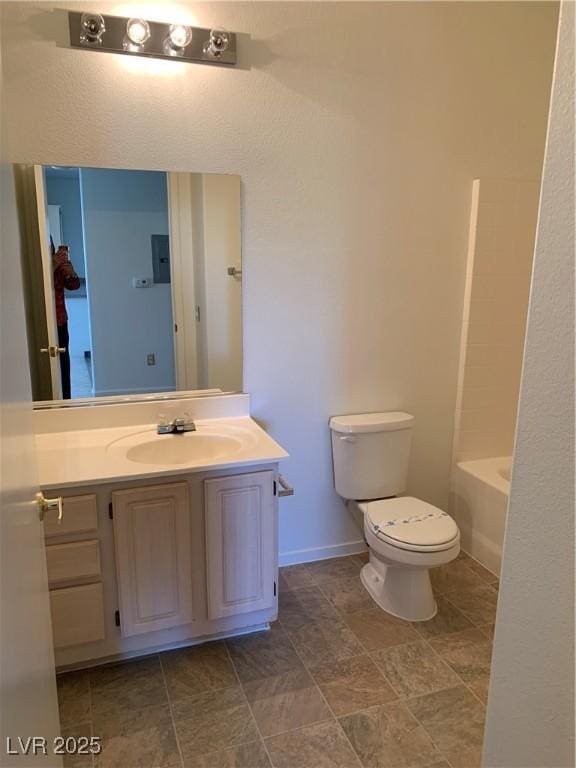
[330, 412, 460, 621]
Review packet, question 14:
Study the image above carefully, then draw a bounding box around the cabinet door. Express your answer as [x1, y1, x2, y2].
[112, 482, 193, 637]
[205, 470, 276, 620]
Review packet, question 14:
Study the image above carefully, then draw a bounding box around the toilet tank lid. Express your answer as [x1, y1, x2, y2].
[329, 412, 414, 434]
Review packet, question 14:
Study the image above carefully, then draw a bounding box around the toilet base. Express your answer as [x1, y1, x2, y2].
[360, 557, 437, 622]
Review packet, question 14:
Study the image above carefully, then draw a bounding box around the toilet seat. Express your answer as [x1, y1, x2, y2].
[359, 497, 459, 553]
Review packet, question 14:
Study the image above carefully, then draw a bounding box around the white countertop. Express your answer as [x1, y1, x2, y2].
[35, 416, 288, 491]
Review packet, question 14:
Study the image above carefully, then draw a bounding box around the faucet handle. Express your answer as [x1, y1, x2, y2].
[157, 412, 175, 434]
[178, 411, 196, 432]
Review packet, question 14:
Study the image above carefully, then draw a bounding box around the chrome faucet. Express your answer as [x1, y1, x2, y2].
[157, 414, 196, 435]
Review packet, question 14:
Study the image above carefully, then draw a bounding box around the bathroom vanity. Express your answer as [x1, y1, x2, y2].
[34, 394, 289, 669]
[20, 159, 294, 670]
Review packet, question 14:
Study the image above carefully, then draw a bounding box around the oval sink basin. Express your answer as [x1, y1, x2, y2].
[124, 433, 243, 466]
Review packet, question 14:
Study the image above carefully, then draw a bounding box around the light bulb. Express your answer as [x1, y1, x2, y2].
[203, 29, 230, 58]
[80, 13, 106, 45]
[168, 24, 192, 50]
[126, 18, 151, 46]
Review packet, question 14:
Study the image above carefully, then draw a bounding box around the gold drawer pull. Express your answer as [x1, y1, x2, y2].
[36, 492, 63, 523]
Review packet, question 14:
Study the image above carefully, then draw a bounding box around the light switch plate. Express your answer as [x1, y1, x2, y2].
[133, 277, 153, 288]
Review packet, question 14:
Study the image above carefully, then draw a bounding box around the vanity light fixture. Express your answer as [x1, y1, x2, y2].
[68, 11, 237, 67]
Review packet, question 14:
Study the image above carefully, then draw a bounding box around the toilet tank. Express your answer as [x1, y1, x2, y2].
[330, 412, 414, 500]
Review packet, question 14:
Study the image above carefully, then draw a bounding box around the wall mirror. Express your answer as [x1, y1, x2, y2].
[13, 164, 242, 405]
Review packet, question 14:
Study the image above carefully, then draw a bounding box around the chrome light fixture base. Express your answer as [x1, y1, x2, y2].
[68, 11, 237, 67]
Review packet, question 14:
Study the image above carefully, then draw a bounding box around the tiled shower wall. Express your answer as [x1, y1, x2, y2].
[453, 179, 540, 462]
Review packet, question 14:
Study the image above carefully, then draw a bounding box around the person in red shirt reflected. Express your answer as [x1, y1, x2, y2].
[51, 241, 80, 399]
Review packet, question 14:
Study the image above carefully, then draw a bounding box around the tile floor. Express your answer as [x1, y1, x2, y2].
[57, 551, 499, 768]
[70, 354, 93, 399]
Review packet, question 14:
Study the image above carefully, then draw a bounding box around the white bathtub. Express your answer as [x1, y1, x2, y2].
[451, 456, 511, 575]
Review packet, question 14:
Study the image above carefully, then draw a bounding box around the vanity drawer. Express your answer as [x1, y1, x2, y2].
[50, 583, 105, 649]
[43, 494, 98, 538]
[46, 540, 101, 587]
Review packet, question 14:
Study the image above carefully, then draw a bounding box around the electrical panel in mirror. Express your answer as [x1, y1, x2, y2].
[14, 165, 242, 406]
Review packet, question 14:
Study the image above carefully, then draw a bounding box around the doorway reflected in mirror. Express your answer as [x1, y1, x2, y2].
[13, 165, 242, 403]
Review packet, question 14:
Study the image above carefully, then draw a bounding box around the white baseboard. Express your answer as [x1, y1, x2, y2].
[279, 539, 367, 567]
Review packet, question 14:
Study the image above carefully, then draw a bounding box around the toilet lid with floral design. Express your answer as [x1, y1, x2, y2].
[360, 497, 459, 548]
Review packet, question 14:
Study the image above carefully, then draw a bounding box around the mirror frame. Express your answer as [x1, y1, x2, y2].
[33, 388, 238, 410]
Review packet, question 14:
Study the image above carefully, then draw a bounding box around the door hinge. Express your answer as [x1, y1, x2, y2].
[108, 502, 113, 520]
[273, 581, 277, 597]
[174, 322, 178, 332]
[114, 610, 120, 627]
[273, 480, 277, 496]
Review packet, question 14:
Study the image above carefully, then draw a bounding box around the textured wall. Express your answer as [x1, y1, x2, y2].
[483, 3, 575, 765]
[1, 1, 557, 560]
[454, 178, 540, 462]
